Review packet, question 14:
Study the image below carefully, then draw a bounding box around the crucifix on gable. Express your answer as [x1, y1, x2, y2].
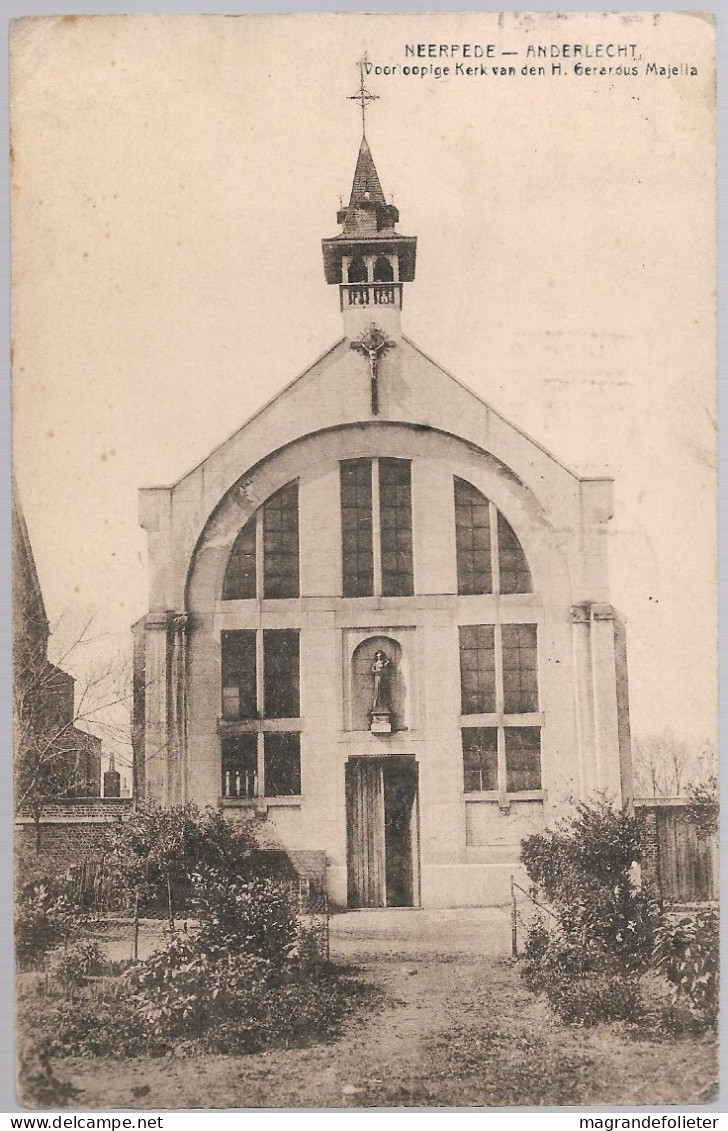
[351, 323, 395, 415]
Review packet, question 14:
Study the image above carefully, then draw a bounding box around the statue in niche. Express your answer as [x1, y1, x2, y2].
[370, 649, 392, 734]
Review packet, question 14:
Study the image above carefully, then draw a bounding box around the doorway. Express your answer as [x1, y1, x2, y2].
[345, 757, 419, 908]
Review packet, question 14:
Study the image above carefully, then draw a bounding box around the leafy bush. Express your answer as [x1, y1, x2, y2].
[15, 880, 77, 968]
[653, 908, 718, 1027]
[520, 797, 661, 975]
[545, 972, 643, 1027]
[685, 777, 718, 840]
[191, 869, 298, 966]
[522, 920, 644, 1025]
[519, 798, 664, 1028]
[18, 845, 364, 1062]
[20, 997, 167, 1059]
[104, 803, 259, 917]
[203, 971, 374, 1054]
[86, 873, 344, 1054]
[521, 924, 589, 994]
[125, 936, 270, 1038]
[50, 941, 104, 989]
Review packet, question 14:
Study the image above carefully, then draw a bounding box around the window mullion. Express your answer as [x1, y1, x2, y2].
[255, 509, 264, 600]
[497, 728, 507, 808]
[494, 621, 507, 805]
[489, 501, 500, 595]
[372, 458, 382, 598]
[255, 626, 265, 806]
[494, 621, 504, 715]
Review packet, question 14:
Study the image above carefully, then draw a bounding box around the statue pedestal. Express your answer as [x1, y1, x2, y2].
[370, 710, 392, 735]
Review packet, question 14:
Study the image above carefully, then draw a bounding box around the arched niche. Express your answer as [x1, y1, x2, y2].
[373, 255, 394, 283]
[350, 635, 406, 732]
[348, 257, 367, 283]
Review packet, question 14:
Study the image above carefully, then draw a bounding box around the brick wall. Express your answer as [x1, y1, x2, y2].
[636, 803, 660, 891]
[15, 798, 133, 888]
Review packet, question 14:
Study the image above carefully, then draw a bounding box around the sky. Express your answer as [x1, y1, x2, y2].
[11, 11, 716, 765]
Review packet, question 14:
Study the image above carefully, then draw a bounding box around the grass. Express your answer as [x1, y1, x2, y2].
[16, 947, 718, 1109]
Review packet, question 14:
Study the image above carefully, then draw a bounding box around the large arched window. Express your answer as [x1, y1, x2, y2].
[222, 481, 299, 600]
[454, 477, 532, 595]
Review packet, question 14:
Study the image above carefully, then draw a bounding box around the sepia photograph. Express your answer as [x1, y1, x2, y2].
[10, 10, 718, 1110]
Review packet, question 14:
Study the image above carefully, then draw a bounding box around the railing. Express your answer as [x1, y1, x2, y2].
[339, 282, 403, 310]
[222, 770, 257, 799]
[509, 874, 559, 957]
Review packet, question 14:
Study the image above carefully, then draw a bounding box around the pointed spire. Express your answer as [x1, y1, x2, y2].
[337, 136, 397, 238]
[348, 136, 386, 207]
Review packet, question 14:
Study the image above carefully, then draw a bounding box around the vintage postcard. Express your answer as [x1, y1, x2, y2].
[11, 11, 717, 1110]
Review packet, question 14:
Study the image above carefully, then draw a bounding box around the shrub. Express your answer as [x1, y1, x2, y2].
[104, 803, 260, 917]
[120, 875, 325, 1048]
[202, 970, 376, 1055]
[653, 908, 719, 1027]
[519, 798, 664, 1028]
[17, 855, 360, 1062]
[50, 941, 104, 989]
[192, 869, 298, 967]
[125, 937, 270, 1038]
[520, 797, 661, 975]
[546, 972, 643, 1027]
[19, 996, 167, 1059]
[15, 880, 77, 968]
[522, 922, 644, 1025]
[521, 924, 590, 994]
[685, 777, 718, 840]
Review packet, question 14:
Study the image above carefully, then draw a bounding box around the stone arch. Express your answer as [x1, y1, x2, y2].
[347, 257, 367, 283]
[373, 255, 394, 283]
[184, 422, 575, 614]
[221, 480, 299, 601]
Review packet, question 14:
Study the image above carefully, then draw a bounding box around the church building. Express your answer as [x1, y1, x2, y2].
[133, 103, 632, 909]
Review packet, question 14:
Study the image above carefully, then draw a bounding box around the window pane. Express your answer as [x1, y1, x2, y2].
[505, 727, 541, 792]
[221, 733, 257, 798]
[222, 515, 256, 600]
[263, 629, 300, 719]
[340, 459, 374, 597]
[498, 512, 532, 594]
[459, 624, 496, 714]
[454, 478, 492, 595]
[379, 458, 413, 596]
[462, 728, 498, 792]
[264, 732, 301, 797]
[263, 483, 299, 599]
[502, 624, 538, 713]
[221, 631, 257, 719]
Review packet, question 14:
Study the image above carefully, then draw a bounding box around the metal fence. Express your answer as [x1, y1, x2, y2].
[47, 865, 330, 966]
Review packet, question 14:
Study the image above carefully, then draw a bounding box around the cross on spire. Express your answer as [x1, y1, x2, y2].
[348, 54, 378, 136]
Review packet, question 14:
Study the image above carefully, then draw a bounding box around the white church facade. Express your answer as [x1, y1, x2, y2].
[133, 122, 632, 909]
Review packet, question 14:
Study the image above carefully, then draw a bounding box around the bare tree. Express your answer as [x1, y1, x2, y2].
[632, 727, 717, 799]
[14, 607, 134, 846]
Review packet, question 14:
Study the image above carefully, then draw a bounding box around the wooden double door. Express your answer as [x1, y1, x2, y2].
[345, 757, 419, 908]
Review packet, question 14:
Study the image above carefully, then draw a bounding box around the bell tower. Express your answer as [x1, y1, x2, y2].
[321, 65, 417, 340]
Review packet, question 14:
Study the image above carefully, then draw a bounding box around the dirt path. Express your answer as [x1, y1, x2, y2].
[54, 944, 717, 1109]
